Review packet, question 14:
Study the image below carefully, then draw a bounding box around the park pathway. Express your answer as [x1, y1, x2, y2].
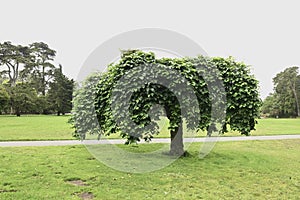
[0, 135, 300, 147]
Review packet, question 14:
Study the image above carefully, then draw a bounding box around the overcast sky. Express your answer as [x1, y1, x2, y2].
[1, 0, 299, 99]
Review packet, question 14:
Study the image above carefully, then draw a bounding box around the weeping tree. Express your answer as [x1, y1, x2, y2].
[69, 72, 102, 140]
[92, 50, 261, 155]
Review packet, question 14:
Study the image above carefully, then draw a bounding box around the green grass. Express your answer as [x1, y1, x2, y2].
[250, 118, 300, 136]
[0, 140, 299, 199]
[116, 117, 300, 138]
[90, 117, 300, 140]
[174, 117, 300, 137]
[0, 115, 300, 141]
[0, 115, 74, 141]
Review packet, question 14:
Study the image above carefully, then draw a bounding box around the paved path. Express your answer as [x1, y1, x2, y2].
[0, 135, 300, 147]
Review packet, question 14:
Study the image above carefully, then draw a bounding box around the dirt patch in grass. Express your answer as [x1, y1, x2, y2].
[78, 192, 94, 200]
[67, 179, 88, 186]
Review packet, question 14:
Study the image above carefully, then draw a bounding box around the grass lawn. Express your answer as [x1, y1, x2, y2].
[0, 115, 74, 141]
[0, 115, 300, 141]
[153, 117, 300, 138]
[84, 117, 300, 139]
[0, 140, 299, 199]
[250, 118, 300, 135]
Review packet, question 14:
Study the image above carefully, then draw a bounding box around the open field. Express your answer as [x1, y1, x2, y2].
[249, 118, 300, 135]
[0, 115, 300, 141]
[0, 140, 299, 199]
[0, 115, 74, 141]
[149, 117, 300, 138]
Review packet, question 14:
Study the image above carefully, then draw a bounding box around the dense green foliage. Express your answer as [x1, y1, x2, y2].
[69, 72, 102, 139]
[0, 85, 9, 113]
[0, 41, 73, 116]
[0, 41, 32, 86]
[47, 66, 74, 116]
[93, 50, 261, 154]
[261, 94, 279, 117]
[21, 42, 56, 96]
[262, 66, 300, 118]
[9, 83, 39, 116]
[211, 57, 262, 134]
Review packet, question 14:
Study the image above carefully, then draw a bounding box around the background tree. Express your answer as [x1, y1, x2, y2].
[9, 82, 38, 116]
[93, 51, 261, 155]
[0, 42, 32, 86]
[261, 93, 280, 117]
[272, 66, 300, 117]
[0, 41, 73, 116]
[21, 42, 56, 96]
[47, 65, 74, 116]
[0, 85, 9, 114]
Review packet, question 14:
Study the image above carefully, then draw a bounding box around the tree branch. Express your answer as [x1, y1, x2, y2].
[5, 63, 13, 83]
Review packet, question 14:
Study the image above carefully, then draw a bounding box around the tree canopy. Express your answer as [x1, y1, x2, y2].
[0, 42, 32, 86]
[262, 66, 300, 118]
[92, 50, 261, 155]
[69, 72, 102, 140]
[0, 41, 73, 116]
[22, 42, 57, 96]
[0, 85, 9, 113]
[47, 65, 74, 116]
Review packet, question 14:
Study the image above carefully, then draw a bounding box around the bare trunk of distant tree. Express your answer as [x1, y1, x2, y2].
[42, 65, 46, 96]
[6, 62, 18, 87]
[292, 88, 300, 117]
[290, 80, 300, 117]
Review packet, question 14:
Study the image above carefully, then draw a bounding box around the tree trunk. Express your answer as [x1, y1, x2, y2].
[170, 120, 184, 156]
[294, 90, 300, 117]
[10, 105, 13, 115]
[42, 66, 46, 96]
[293, 88, 300, 117]
[295, 95, 300, 117]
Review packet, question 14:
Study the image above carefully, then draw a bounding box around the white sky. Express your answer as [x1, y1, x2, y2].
[1, 0, 299, 99]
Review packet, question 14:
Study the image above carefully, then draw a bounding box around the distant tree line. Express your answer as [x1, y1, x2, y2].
[0, 41, 74, 116]
[262, 66, 300, 118]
